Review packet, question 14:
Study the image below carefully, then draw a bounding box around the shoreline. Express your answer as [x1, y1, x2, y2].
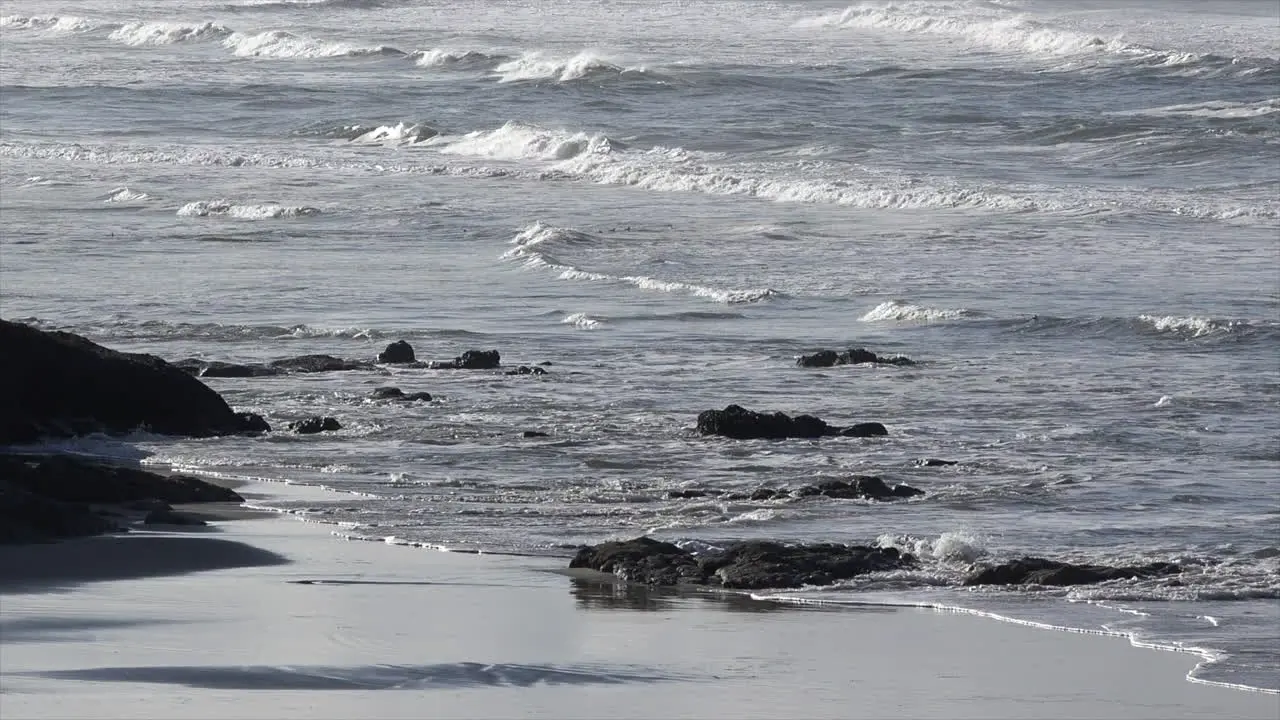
[2, 482, 1277, 718]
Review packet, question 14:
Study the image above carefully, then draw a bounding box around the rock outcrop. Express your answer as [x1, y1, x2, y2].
[793, 476, 924, 501]
[504, 366, 548, 376]
[289, 417, 342, 434]
[377, 340, 416, 364]
[269, 354, 370, 373]
[430, 349, 501, 370]
[370, 387, 432, 402]
[963, 557, 1181, 587]
[696, 404, 887, 440]
[569, 536, 913, 590]
[0, 319, 268, 444]
[797, 348, 914, 368]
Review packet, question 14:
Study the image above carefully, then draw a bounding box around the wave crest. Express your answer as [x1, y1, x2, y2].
[859, 300, 972, 323]
[222, 29, 402, 58]
[178, 200, 321, 219]
[493, 51, 645, 83]
[437, 121, 621, 162]
[1, 15, 95, 33]
[1137, 314, 1242, 338]
[109, 21, 233, 45]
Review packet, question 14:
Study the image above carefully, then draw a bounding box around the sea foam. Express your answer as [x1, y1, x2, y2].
[177, 200, 321, 218]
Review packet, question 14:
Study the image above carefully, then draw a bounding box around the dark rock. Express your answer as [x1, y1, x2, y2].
[839, 422, 889, 438]
[289, 417, 341, 434]
[793, 476, 924, 501]
[0, 454, 244, 505]
[916, 458, 958, 467]
[269, 354, 370, 373]
[522, 430, 549, 438]
[377, 340, 416, 364]
[143, 509, 207, 526]
[797, 348, 915, 368]
[666, 489, 710, 499]
[569, 537, 914, 590]
[0, 480, 122, 544]
[370, 386, 432, 402]
[750, 487, 785, 501]
[0, 319, 266, 444]
[696, 404, 832, 440]
[504, 366, 548, 376]
[126, 498, 173, 512]
[963, 557, 1182, 587]
[537, 361, 554, 367]
[176, 360, 281, 378]
[431, 349, 501, 370]
[235, 412, 271, 433]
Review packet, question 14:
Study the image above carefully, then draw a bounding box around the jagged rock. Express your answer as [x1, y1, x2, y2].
[963, 557, 1182, 587]
[797, 348, 914, 368]
[697, 404, 831, 440]
[143, 509, 207, 526]
[377, 340, 416, 364]
[569, 537, 914, 590]
[431, 349, 500, 370]
[0, 454, 243, 505]
[793, 476, 923, 501]
[269, 354, 370, 373]
[522, 430, 549, 438]
[504, 366, 547, 376]
[0, 319, 265, 443]
[916, 458, 958, 467]
[289, 416, 341, 434]
[839, 422, 889, 438]
[666, 489, 710, 499]
[371, 387, 432, 402]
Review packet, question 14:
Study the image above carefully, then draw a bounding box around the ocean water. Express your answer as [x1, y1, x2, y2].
[2, 0, 1277, 693]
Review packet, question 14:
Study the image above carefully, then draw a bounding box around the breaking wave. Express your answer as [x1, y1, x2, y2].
[412, 48, 505, 68]
[346, 122, 439, 145]
[504, 223, 777, 304]
[1130, 99, 1280, 120]
[859, 300, 972, 323]
[177, 200, 321, 219]
[493, 51, 647, 83]
[109, 21, 233, 45]
[561, 313, 603, 330]
[222, 30, 402, 58]
[101, 187, 152, 203]
[434, 121, 621, 161]
[1137, 314, 1246, 339]
[0, 15, 96, 33]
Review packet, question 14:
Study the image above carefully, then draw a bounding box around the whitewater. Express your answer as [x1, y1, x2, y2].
[2, 0, 1277, 693]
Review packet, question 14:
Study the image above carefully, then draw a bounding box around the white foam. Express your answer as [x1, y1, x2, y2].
[1154, 395, 1174, 408]
[412, 49, 497, 68]
[177, 200, 321, 219]
[109, 21, 232, 45]
[1133, 98, 1280, 119]
[1, 15, 95, 33]
[222, 30, 397, 58]
[1138, 314, 1237, 338]
[493, 51, 642, 83]
[876, 531, 988, 563]
[561, 313, 602, 329]
[435, 121, 618, 162]
[349, 122, 437, 145]
[103, 186, 151, 203]
[859, 300, 971, 322]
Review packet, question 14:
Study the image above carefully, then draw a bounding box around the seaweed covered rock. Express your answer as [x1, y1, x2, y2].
[797, 348, 914, 368]
[963, 557, 1181, 587]
[569, 537, 914, 590]
[0, 319, 265, 444]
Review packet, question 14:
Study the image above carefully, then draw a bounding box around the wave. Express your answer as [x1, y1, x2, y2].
[17, 317, 384, 342]
[222, 29, 402, 58]
[812, 3, 1278, 77]
[412, 49, 505, 69]
[561, 313, 603, 330]
[347, 122, 439, 145]
[0, 15, 95, 33]
[505, 223, 777, 304]
[1136, 314, 1245, 339]
[434, 121, 622, 162]
[101, 186, 151, 203]
[859, 300, 973, 323]
[493, 51, 647, 83]
[225, 0, 402, 9]
[177, 200, 320, 219]
[109, 21, 233, 45]
[1129, 99, 1280, 120]
[997, 314, 1279, 345]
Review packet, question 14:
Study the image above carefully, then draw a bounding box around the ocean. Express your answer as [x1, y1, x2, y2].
[2, 0, 1277, 693]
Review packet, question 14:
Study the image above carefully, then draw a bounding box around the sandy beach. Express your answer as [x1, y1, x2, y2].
[1, 481, 1275, 720]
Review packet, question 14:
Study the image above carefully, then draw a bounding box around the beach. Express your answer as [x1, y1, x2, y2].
[2, 480, 1275, 720]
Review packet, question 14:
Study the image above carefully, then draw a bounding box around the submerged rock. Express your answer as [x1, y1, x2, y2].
[270, 354, 370, 373]
[522, 430, 550, 438]
[431, 349, 501, 370]
[377, 340, 416, 364]
[797, 348, 914, 368]
[0, 319, 265, 443]
[570, 537, 914, 590]
[504, 365, 548, 376]
[289, 416, 342, 434]
[370, 387, 432, 402]
[793, 476, 923, 501]
[696, 404, 887, 440]
[915, 458, 958, 467]
[963, 557, 1181, 587]
[173, 359, 282, 378]
[666, 489, 710, 499]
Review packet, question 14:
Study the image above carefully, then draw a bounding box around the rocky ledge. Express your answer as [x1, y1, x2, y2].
[0, 454, 243, 544]
[1, 319, 268, 444]
[697, 404, 888, 440]
[963, 557, 1182, 587]
[569, 536, 913, 590]
[797, 348, 914, 368]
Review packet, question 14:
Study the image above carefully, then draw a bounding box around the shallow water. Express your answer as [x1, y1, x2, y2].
[2, 0, 1277, 691]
